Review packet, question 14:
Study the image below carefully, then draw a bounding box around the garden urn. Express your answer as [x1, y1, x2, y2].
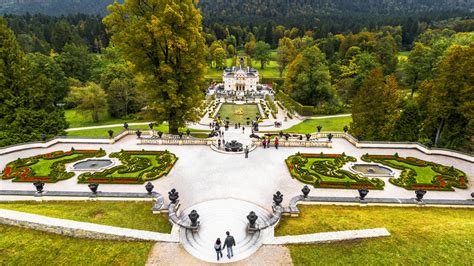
[123, 122, 129, 129]
[247, 211, 258, 229]
[136, 130, 142, 138]
[107, 130, 114, 138]
[188, 210, 200, 227]
[301, 185, 310, 198]
[168, 189, 179, 204]
[273, 191, 283, 206]
[158, 131, 163, 138]
[306, 134, 311, 141]
[327, 133, 334, 142]
[358, 188, 369, 200]
[88, 183, 99, 194]
[415, 189, 427, 201]
[145, 182, 154, 194]
[33, 181, 45, 193]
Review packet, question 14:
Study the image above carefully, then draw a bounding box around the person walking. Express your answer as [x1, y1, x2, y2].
[214, 238, 223, 261]
[242, 127, 245, 134]
[262, 138, 267, 149]
[275, 137, 279, 149]
[245, 146, 249, 158]
[223, 231, 236, 259]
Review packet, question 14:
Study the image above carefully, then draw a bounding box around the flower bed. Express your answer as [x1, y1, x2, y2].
[2, 148, 106, 183]
[361, 153, 468, 191]
[286, 153, 385, 189]
[77, 150, 177, 184]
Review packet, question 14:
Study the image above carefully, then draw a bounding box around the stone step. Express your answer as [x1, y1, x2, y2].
[179, 199, 272, 263]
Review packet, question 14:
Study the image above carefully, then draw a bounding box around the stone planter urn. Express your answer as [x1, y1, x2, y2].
[108, 130, 114, 138]
[88, 183, 99, 194]
[306, 134, 311, 141]
[273, 191, 283, 206]
[415, 189, 427, 202]
[471, 192, 474, 200]
[358, 188, 369, 200]
[168, 189, 179, 204]
[188, 210, 200, 227]
[301, 185, 310, 198]
[247, 211, 258, 229]
[123, 122, 129, 130]
[136, 130, 142, 138]
[33, 181, 45, 193]
[145, 182, 154, 194]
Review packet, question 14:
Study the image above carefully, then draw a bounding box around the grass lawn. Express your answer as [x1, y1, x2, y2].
[0, 224, 153, 266]
[0, 201, 171, 233]
[28, 154, 82, 176]
[283, 115, 352, 133]
[65, 109, 145, 128]
[276, 205, 474, 265]
[385, 159, 440, 184]
[66, 124, 207, 138]
[217, 104, 260, 124]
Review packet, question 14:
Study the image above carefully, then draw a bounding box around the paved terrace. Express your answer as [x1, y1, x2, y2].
[1, 127, 473, 211]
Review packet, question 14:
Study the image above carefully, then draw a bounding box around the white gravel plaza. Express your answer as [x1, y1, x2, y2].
[1, 128, 473, 209]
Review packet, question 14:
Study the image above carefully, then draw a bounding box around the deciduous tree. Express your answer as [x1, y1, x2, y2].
[284, 45, 334, 106]
[351, 69, 400, 140]
[104, 0, 207, 134]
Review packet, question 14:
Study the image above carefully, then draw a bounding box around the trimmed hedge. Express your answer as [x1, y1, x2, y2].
[78, 150, 177, 184]
[2, 148, 106, 183]
[361, 154, 468, 191]
[286, 153, 385, 189]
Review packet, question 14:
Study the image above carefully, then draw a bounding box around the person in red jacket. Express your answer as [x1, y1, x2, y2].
[275, 137, 279, 149]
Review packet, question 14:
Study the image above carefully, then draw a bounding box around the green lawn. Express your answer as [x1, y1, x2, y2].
[66, 124, 207, 138]
[283, 115, 352, 133]
[0, 201, 171, 233]
[0, 224, 153, 266]
[217, 104, 260, 124]
[385, 159, 440, 184]
[276, 205, 474, 265]
[29, 154, 82, 176]
[65, 109, 145, 128]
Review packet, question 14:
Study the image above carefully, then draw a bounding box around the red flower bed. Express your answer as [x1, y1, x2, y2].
[86, 179, 140, 184]
[20, 177, 50, 181]
[300, 154, 342, 158]
[412, 185, 443, 189]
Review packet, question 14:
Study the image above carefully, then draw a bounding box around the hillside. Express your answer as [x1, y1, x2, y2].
[0, 0, 472, 17]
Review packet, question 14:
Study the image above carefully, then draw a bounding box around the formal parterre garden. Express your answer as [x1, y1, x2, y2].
[361, 154, 468, 191]
[216, 103, 261, 124]
[2, 149, 106, 183]
[286, 153, 385, 189]
[78, 150, 177, 184]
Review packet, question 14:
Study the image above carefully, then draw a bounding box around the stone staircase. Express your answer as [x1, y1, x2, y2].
[178, 199, 273, 263]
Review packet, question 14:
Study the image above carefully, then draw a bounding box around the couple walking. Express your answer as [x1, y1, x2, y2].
[214, 231, 236, 261]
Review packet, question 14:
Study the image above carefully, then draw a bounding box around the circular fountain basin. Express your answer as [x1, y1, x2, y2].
[72, 159, 114, 171]
[349, 163, 395, 177]
[225, 140, 244, 152]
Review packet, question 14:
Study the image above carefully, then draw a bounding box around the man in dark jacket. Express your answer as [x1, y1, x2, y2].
[222, 231, 236, 259]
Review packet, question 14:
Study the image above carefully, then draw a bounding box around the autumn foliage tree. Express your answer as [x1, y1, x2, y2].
[103, 0, 207, 134]
[351, 68, 400, 140]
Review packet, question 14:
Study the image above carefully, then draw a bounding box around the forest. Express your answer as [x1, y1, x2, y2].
[0, 1, 473, 152]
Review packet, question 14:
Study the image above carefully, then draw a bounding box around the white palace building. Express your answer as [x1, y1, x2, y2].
[223, 66, 259, 91]
[207, 57, 273, 96]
